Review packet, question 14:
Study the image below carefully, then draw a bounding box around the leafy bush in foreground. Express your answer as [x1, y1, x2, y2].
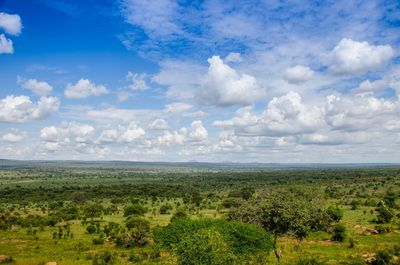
[154, 218, 273, 264]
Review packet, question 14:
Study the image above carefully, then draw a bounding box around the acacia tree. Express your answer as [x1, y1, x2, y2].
[229, 189, 330, 261]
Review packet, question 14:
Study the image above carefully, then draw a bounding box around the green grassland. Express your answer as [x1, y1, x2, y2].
[0, 161, 399, 265]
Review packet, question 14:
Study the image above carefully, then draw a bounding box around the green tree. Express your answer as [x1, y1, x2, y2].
[375, 201, 394, 224]
[326, 205, 343, 222]
[123, 204, 146, 217]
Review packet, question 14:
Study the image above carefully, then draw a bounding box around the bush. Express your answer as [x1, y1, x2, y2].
[176, 229, 236, 265]
[124, 204, 146, 217]
[170, 209, 188, 222]
[374, 225, 391, 234]
[331, 224, 346, 242]
[128, 253, 143, 262]
[115, 217, 150, 247]
[374, 202, 394, 224]
[326, 205, 343, 222]
[159, 204, 173, 215]
[125, 217, 150, 231]
[92, 251, 115, 265]
[154, 218, 273, 262]
[370, 250, 391, 265]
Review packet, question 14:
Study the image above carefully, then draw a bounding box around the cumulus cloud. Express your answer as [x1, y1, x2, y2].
[356, 79, 388, 93]
[64, 79, 108, 99]
[157, 128, 187, 146]
[189, 120, 208, 140]
[119, 123, 146, 143]
[329, 38, 394, 75]
[0, 12, 22, 35]
[284, 65, 314, 84]
[148, 118, 168, 130]
[126, 72, 148, 91]
[214, 89, 400, 150]
[214, 92, 324, 137]
[325, 93, 398, 131]
[0, 95, 59, 122]
[98, 129, 119, 143]
[1, 130, 26, 142]
[40, 122, 95, 143]
[17, 77, 53, 96]
[0, 34, 13, 54]
[199, 56, 264, 107]
[164, 102, 192, 115]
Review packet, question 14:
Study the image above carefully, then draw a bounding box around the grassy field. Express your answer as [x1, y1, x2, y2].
[0, 161, 399, 265]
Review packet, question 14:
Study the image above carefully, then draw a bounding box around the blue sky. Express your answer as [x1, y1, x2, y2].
[0, 0, 400, 162]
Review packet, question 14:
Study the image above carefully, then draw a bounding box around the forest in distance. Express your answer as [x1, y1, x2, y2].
[0, 160, 399, 265]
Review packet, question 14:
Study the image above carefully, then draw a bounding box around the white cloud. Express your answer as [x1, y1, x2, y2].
[18, 77, 53, 96]
[153, 59, 205, 100]
[64, 79, 108, 99]
[356, 79, 388, 93]
[164, 102, 192, 115]
[0, 34, 13, 54]
[126, 72, 148, 91]
[157, 128, 187, 146]
[284, 65, 314, 84]
[0, 12, 22, 36]
[40, 122, 95, 143]
[199, 56, 264, 107]
[1, 131, 25, 142]
[325, 93, 398, 131]
[120, 0, 180, 38]
[225, 52, 242, 63]
[0, 95, 59, 122]
[148, 118, 168, 130]
[329, 38, 394, 75]
[119, 123, 145, 143]
[98, 129, 119, 143]
[214, 92, 325, 137]
[189, 120, 208, 140]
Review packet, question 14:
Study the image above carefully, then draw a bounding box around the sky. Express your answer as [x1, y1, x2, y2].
[0, 0, 400, 163]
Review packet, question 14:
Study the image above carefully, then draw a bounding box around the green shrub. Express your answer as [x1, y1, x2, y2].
[374, 202, 394, 224]
[159, 204, 173, 214]
[154, 218, 273, 262]
[170, 209, 188, 222]
[124, 204, 147, 217]
[326, 205, 343, 222]
[176, 228, 235, 265]
[92, 251, 115, 265]
[370, 250, 391, 265]
[331, 224, 346, 242]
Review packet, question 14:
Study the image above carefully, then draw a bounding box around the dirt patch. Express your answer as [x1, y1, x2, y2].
[0, 255, 13, 263]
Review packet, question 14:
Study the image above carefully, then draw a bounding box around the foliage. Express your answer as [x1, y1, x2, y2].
[331, 224, 346, 242]
[374, 202, 394, 224]
[123, 204, 147, 217]
[370, 250, 391, 265]
[154, 218, 273, 262]
[326, 205, 343, 222]
[92, 251, 115, 265]
[170, 209, 188, 222]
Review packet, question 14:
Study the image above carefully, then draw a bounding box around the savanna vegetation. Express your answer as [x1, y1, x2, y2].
[0, 160, 399, 265]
